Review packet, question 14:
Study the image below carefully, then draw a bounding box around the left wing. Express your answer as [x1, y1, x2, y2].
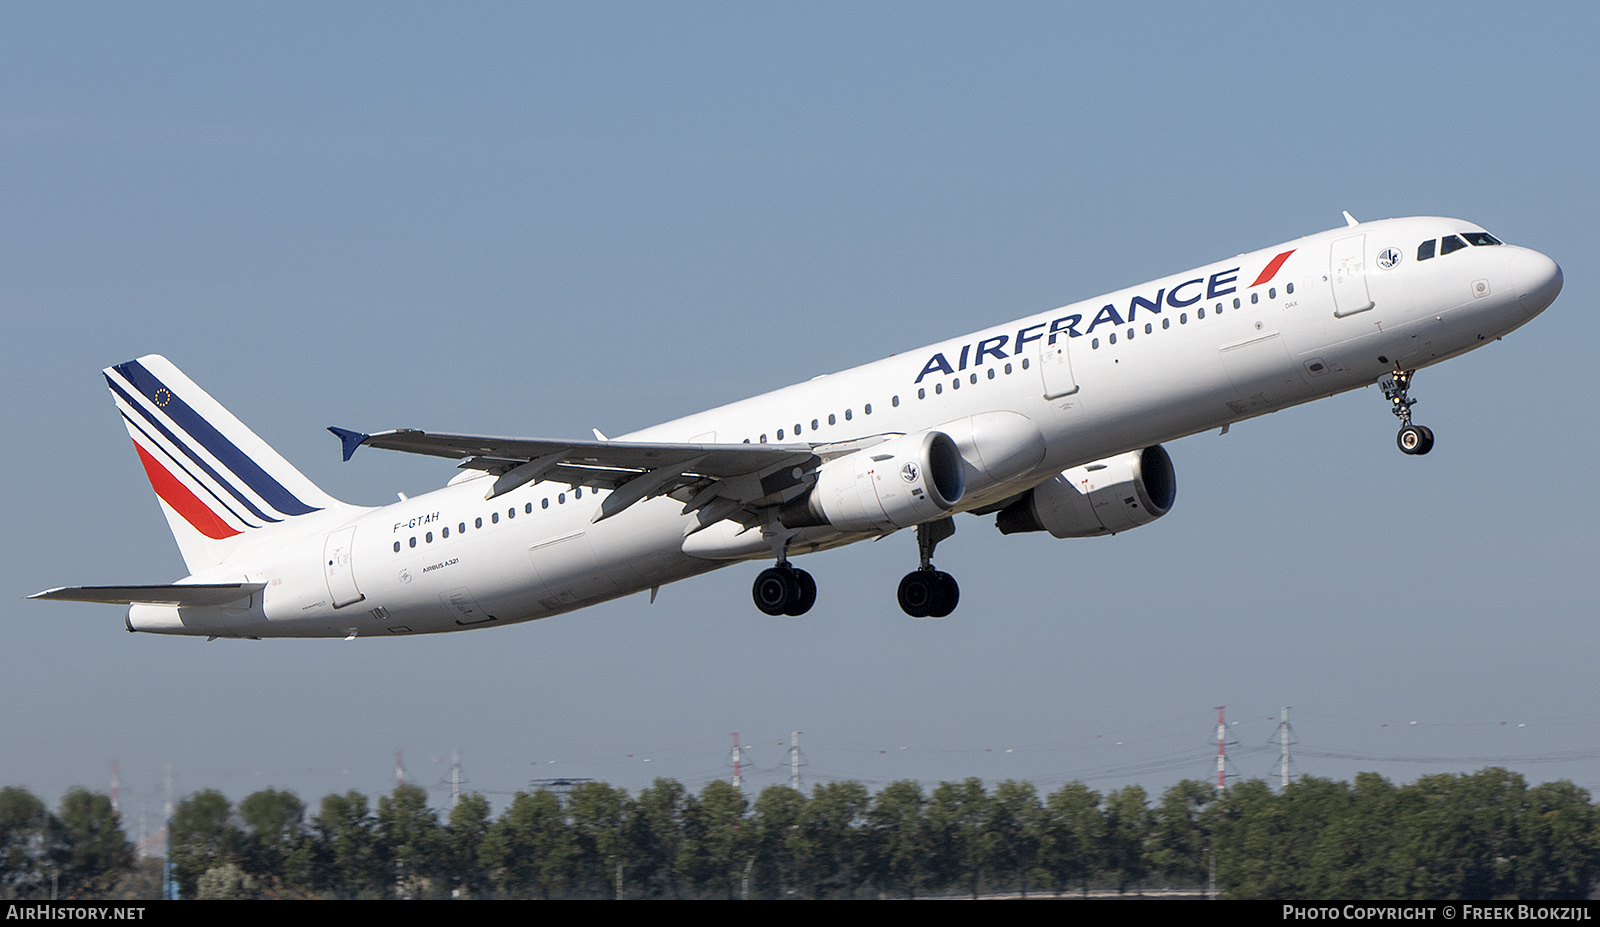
[330, 427, 827, 527]
[30, 583, 265, 607]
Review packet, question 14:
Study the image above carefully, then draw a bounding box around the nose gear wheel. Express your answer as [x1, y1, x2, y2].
[1381, 369, 1435, 456]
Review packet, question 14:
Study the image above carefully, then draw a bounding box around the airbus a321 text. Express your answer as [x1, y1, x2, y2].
[32, 214, 1562, 638]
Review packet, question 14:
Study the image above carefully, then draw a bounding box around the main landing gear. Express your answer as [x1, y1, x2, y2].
[898, 518, 959, 618]
[1381, 368, 1434, 456]
[752, 564, 816, 616]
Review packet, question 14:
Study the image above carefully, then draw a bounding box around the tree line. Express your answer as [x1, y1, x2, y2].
[4, 768, 1598, 899]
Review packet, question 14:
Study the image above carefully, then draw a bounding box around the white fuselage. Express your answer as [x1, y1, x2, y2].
[129, 216, 1561, 638]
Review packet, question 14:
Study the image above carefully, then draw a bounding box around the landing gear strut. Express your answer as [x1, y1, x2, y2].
[1381, 368, 1434, 456]
[898, 518, 959, 618]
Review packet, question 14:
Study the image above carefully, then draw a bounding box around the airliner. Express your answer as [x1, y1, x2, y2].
[31, 214, 1562, 637]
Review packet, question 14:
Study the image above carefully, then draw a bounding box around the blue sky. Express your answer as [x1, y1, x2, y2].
[4, 2, 1597, 822]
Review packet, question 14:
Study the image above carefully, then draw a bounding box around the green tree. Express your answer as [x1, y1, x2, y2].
[311, 791, 385, 899]
[442, 793, 493, 898]
[1514, 780, 1600, 899]
[925, 778, 989, 898]
[480, 789, 572, 898]
[1214, 779, 1289, 898]
[863, 780, 927, 898]
[0, 787, 58, 899]
[792, 781, 868, 898]
[376, 783, 441, 897]
[56, 788, 133, 897]
[676, 781, 748, 898]
[748, 784, 805, 899]
[626, 779, 688, 898]
[1102, 784, 1152, 893]
[566, 781, 630, 897]
[195, 862, 257, 899]
[1148, 779, 1214, 890]
[988, 780, 1045, 897]
[1041, 782, 1102, 896]
[236, 788, 305, 892]
[167, 790, 241, 900]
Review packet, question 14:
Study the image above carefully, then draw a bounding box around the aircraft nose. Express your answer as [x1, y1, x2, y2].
[1510, 248, 1563, 313]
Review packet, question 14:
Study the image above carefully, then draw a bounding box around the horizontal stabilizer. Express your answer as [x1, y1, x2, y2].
[29, 583, 265, 607]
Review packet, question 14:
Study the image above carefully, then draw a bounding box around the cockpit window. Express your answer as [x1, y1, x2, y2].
[1417, 239, 1436, 261]
[1440, 235, 1469, 256]
[1462, 231, 1502, 246]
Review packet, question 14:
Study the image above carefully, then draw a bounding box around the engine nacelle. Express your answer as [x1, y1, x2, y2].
[996, 445, 1176, 538]
[781, 431, 966, 532]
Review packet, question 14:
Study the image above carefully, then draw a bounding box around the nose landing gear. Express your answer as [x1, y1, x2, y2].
[1381, 369, 1434, 456]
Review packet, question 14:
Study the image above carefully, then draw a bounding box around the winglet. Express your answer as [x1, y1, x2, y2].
[328, 427, 369, 462]
[1342, 210, 1359, 227]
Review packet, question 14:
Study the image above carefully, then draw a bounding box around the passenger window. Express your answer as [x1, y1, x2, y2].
[474, 517, 483, 529]
[1286, 282, 1294, 294]
[393, 541, 401, 553]
[1417, 239, 1436, 261]
[1145, 323, 1152, 334]
[1441, 235, 1468, 255]
[442, 527, 449, 538]
[491, 512, 499, 524]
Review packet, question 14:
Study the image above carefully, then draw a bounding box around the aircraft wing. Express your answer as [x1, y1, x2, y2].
[330, 427, 823, 523]
[29, 584, 266, 607]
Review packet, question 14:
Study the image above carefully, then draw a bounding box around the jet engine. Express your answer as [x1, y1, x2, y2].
[780, 430, 965, 532]
[996, 445, 1176, 538]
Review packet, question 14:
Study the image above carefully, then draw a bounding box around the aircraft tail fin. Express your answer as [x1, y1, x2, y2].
[104, 355, 350, 572]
